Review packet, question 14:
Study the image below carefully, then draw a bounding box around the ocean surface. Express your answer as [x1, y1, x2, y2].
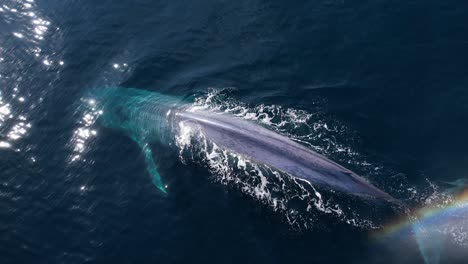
[1, 0, 468, 263]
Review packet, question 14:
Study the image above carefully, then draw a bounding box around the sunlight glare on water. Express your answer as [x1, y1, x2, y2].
[0, 0, 64, 154]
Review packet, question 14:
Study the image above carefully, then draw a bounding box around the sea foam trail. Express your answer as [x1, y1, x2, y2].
[76, 88, 416, 229]
[176, 88, 388, 229]
[175, 89, 462, 230]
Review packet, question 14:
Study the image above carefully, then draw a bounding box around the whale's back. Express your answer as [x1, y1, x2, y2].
[177, 110, 394, 202]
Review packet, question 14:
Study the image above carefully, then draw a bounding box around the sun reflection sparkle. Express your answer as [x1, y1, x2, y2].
[69, 98, 101, 162]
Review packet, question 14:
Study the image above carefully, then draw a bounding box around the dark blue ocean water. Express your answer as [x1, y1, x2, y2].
[1, 0, 468, 263]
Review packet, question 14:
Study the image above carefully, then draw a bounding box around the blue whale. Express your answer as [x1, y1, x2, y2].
[89, 87, 394, 202]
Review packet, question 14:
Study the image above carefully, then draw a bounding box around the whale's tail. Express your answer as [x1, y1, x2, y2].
[176, 110, 396, 203]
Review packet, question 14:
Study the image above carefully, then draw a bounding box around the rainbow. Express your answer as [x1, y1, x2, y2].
[376, 189, 468, 238]
[374, 189, 468, 264]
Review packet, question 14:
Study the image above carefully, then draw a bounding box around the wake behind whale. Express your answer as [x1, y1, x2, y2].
[86, 87, 394, 204]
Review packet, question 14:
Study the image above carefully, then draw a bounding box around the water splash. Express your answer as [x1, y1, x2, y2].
[78, 87, 395, 229]
[176, 88, 387, 229]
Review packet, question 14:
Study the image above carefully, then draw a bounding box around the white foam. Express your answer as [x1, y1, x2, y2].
[174, 88, 383, 229]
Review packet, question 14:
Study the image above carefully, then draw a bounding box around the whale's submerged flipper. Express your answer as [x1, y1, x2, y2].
[90, 87, 182, 194]
[135, 138, 167, 194]
[177, 110, 395, 202]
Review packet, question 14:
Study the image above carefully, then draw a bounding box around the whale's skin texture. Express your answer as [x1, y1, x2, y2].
[90, 87, 394, 201]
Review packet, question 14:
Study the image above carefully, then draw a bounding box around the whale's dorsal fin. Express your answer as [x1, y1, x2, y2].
[132, 135, 167, 194]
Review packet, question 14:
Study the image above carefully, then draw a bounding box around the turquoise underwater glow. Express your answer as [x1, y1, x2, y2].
[88, 87, 189, 193]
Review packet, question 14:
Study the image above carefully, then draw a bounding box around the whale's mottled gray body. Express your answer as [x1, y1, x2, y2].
[177, 111, 394, 201]
[91, 87, 394, 201]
